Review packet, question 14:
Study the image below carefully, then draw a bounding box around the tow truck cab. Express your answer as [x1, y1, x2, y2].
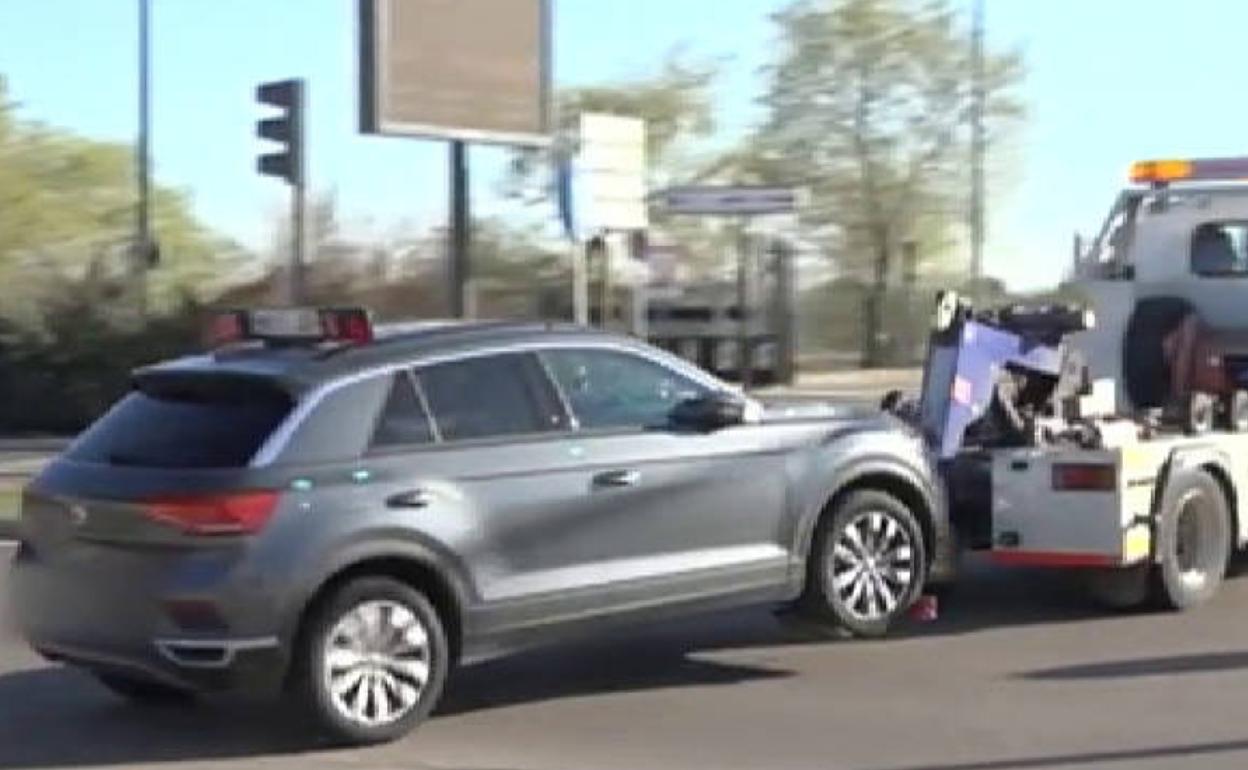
[1073, 157, 1248, 412]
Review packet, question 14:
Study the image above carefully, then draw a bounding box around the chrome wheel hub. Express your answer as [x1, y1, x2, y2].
[828, 511, 915, 622]
[323, 600, 431, 727]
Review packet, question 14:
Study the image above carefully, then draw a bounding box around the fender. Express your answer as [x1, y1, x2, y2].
[793, 449, 946, 566]
[282, 526, 477, 641]
[1154, 444, 1241, 553]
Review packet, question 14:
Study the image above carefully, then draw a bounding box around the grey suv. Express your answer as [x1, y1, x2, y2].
[11, 312, 951, 744]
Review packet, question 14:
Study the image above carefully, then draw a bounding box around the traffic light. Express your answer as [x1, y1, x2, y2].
[256, 79, 304, 186]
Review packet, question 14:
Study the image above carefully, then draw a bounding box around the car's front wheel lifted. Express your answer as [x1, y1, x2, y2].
[800, 489, 927, 637]
[291, 576, 449, 745]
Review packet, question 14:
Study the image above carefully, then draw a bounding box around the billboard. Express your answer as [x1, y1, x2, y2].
[359, 0, 551, 146]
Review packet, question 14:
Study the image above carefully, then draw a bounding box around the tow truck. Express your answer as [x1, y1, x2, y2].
[891, 157, 1248, 609]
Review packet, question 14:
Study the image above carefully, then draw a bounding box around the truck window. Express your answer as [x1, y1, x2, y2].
[1191, 222, 1248, 277]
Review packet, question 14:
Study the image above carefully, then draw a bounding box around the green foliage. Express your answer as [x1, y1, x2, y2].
[751, 0, 1025, 364]
[0, 284, 202, 433]
[0, 76, 242, 322]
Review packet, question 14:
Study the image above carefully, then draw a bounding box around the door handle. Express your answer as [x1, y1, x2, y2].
[592, 469, 641, 488]
[386, 489, 432, 509]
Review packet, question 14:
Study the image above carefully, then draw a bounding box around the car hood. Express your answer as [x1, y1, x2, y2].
[751, 396, 879, 424]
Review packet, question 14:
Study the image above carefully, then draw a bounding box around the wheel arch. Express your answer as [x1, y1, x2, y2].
[799, 459, 943, 569]
[1156, 446, 1240, 557]
[288, 540, 472, 667]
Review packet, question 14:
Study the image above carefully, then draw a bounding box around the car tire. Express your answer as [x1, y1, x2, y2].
[290, 576, 449, 746]
[93, 672, 194, 705]
[1122, 296, 1194, 410]
[1150, 468, 1231, 610]
[799, 489, 927, 638]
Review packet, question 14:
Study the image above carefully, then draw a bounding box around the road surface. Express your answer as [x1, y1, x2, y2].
[4, 541, 1248, 770]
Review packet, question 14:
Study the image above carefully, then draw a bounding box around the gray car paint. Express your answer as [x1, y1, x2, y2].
[11, 327, 950, 689]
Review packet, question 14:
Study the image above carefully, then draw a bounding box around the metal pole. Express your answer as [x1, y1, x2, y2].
[772, 240, 796, 385]
[136, 0, 151, 317]
[969, 0, 986, 299]
[736, 219, 753, 389]
[291, 180, 305, 305]
[449, 140, 470, 318]
[599, 234, 612, 330]
[572, 240, 589, 325]
[289, 79, 306, 306]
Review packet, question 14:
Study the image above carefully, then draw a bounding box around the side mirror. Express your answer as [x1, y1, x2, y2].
[669, 392, 747, 431]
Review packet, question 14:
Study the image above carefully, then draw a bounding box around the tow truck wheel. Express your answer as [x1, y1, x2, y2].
[1225, 391, 1248, 433]
[800, 489, 927, 638]
[1183, 392, 1216, 435]
[1151, 468, 1231, 610]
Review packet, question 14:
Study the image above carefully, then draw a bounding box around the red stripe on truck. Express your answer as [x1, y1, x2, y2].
[990, 550, 1117, 568]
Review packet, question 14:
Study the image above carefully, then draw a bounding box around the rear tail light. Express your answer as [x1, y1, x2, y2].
[1051, 463, 1116, 491]
[143, 490, 280, 536]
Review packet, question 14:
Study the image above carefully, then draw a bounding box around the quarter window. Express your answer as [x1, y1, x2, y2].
[543, 349, 709, 429]
[370, 372, 435, 449]
[416, 354, 563, 442]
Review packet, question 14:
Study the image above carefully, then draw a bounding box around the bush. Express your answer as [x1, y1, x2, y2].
[0, 294, 202, 434]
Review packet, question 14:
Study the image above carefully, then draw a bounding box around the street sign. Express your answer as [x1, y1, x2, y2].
[655, 185, 802, 216]
[577, 113, 648, 232]
[358, 0, 551, 146]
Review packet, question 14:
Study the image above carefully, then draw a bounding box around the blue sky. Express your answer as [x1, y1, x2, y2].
[1, 0, 1246, 289]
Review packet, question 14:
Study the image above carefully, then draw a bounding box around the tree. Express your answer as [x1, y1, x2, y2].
[0, 76, 243, 325]
[753, 0, 1024, 365]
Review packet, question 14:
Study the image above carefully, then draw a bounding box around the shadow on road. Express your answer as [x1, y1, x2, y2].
[0, 652, 791, 768]
[1019, 649, 1248, 681]
[0, 667, 324, 768]
[2, 557, 1244, 767]
[864, 738, 1248, 770]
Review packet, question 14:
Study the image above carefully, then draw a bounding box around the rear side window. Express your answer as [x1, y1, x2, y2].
[1191, 222, 1248, 277]
[370, 372, 435, 449]
[69, 378, 292, 469]
[416, 353, 563, 442]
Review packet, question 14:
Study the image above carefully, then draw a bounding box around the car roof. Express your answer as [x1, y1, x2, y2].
[136, 320, 657, 394]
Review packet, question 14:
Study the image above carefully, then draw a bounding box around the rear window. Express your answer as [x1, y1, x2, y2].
[68, 379, 293, 469]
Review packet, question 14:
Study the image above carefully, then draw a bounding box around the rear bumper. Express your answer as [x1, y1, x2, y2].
[10, 539, 291, 695]
[33, 636, 287, 694]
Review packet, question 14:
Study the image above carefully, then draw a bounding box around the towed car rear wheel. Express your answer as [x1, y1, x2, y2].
[800, 489, 927, 637]
[291, 577, 449, 745]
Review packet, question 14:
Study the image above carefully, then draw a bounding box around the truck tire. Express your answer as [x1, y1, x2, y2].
[1151, 468, 1231, 610]
[799, 489, 927, 637]
[1086, 564, 1150, 610]
[1225, 391, 1248, 432]
[1123, 296, 1194, 409]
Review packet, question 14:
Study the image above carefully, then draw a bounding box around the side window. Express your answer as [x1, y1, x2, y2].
[416, 353, 563, 442]
[543, 348, 709, 430]
[1191, 222, 1248, 277]
[370, 372, 435, 449]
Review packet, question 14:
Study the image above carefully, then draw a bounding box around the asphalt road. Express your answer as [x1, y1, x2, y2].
[4, 542, 1248, 770]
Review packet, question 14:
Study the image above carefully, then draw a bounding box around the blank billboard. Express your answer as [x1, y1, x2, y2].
[359, 0, 551, 145]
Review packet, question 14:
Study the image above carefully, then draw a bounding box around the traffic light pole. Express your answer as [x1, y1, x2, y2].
[290, 167, 306, 306]
[135, 0, 151, 318]
[449, 140, 470, 318]
[256, 78, 306, 305]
